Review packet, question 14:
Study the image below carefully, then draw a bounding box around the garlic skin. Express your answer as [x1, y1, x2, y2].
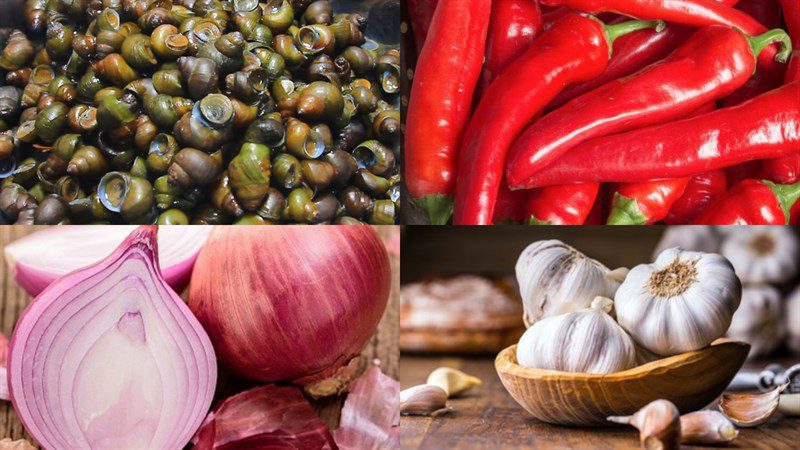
[679, 411, 738, 445]
[719, 386, 783, 427]
[787, 286, 800, 354]
[653, 226, 722, 258]
[400, 384, 448, 416]
[516, 240, 626, 327]
[608, 399, 681, 450]
[721, 226, 799, 284]
[516, 297, 636, 374]
[615, 248, 741, 356]
[726, 285, 785, 360]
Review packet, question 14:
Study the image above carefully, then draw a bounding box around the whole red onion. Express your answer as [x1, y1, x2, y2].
[189, 226, 391, 395]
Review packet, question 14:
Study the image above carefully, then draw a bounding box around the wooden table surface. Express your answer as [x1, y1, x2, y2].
[0, 226, 400, 447]
[401, 355, 800, 450]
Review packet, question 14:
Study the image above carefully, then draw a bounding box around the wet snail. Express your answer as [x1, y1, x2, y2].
[0, 0, 399, 224]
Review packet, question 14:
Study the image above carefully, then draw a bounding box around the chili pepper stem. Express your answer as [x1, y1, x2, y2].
[741, 28, 793, 66]
[415, 193, 454, 225]
[600, 19, 666, 57]
[607, 193, 648, 225]
[527, 216, 553, 225]
[764, 179, 800, 224]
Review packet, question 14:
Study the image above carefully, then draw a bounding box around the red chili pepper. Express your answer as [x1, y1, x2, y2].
[493, 181, 528, 224]
[542, 6, 573, 30]
[583, 189, 605, 224]
[664, 170, 728, 224]
[762, 153, 800, 183]
[539, 0, 783, 71]
[691, 179, 800, 224]
[406, 0, 439, 54]
[780, 0, 800, 81]
[726, 160, 763, 187]
[548, 22, 692, 110]
[405, 0, 491, 224]
[607, 178, 691, 225]
[791, 197, 800, 224]
[452, 15, 664, 225]
[478, 0, 542, 97]
[524, 183, 600, 225]
[524, 82, 800, 187]
[736, 0, 782, 28]
[506, 27, 792, 189]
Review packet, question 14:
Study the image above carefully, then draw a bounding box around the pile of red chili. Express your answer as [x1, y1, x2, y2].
[405, 0, 800, 225]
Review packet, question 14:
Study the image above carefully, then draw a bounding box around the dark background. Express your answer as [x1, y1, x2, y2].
[401, 225, 800, 282]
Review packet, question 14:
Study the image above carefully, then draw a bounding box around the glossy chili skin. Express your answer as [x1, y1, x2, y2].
[493, 181, 528, 224]
[548, 21, 691, 110]
[525, 182, 600, 224]
[506, 26, 768, 189]
[525, 82, 800, 187]
[607, 178, 690, 225]
[691, 179, 800, 224]
[479, 0, 542, 96]
[763, 154, 800, 183]
[664, 170, 727, 224]
[405, 0, 491, 224]
[791, 198, 800, 224]
[539, 0, 780, 70]
[452, 14, 616, 225]
[780, 0, 800, 81]
[721, 0, 784, 106]
[726, 160, 762, 187]
[406, 0, 439, 54]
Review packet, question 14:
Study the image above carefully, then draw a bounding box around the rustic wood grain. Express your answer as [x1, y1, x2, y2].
[496, 340, 749, 426]
[401, 356, 800, 450]
[0, 225, 400, 446]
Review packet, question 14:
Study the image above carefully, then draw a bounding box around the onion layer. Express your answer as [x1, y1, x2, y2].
[334, 365, 400, 449]
[192, 385, 337, 449]
[8, 226, 217, 449]
[189, 226, 391, 396]
[4, 225, 210, 296]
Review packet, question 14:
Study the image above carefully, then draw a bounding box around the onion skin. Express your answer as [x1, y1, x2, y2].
[4, 225, 210, 296]
[189, 226, 391, 394]
[8, 226, 217, 449]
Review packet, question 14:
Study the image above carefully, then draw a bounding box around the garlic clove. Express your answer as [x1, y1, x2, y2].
[679, 410, 738, 445]
[719, 385, 784, 427]
[606, 267, 630, 284]
[400, 384, 449, 416]
[608, 399, 681, 450]
[778, 393, 800, 417]
[426, 367, 482, 398]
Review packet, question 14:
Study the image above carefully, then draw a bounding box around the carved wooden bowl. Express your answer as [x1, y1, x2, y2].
[495, 339, 750, 426]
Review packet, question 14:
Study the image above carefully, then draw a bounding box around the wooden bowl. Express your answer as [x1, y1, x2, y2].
[495, 339, 750, 426]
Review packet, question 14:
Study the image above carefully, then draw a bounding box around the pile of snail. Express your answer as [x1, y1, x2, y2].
[0, 0, 400, 224]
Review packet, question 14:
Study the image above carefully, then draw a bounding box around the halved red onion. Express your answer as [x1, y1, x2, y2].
[333, 365, 400, 450]
[8, 226, 217, 449]
[189, 226, 391, 397]
[192, 385, 337, 449]
[4, 225, 210, 296]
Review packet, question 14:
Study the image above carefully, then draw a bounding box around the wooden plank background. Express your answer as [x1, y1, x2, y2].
[0, 225, 400, 447]
[401, 226, 800, 449]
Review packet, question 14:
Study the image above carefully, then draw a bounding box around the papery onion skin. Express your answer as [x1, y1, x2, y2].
[189, 226, 391, 393]
[5, 225, 210, 296]
[192, 385, 337, 450]
[8, 226, 217, 450]
[333, 365, 400, 450]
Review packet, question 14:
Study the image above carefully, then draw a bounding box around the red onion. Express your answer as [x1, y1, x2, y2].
[192, 385, 337, 449]
[8, 226, 217, 449]
[0, 333, 8, 401]
[333, 365, 400, 449]
[189, 226, 391, 396]
[4, 225, 210, 296]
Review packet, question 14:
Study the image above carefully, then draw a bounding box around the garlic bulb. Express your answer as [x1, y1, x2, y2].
[615, 248, 741, 356]
[787, 286, 800, 354]
[516, 297, 636, 374]
[726, 285, 785, 360]
[516, 240, 627, 327]
[720, 226, 799, 284]
[653, 226, 722, 258]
